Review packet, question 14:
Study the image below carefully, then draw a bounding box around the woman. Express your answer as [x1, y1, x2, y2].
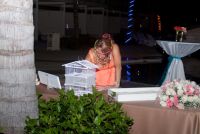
[85, 33, 121, 90]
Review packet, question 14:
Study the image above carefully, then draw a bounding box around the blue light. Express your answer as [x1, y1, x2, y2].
[125, 37, 131, 43]
[126, 65, 131, 69]
[128, 18, 133, 21]
[126, 32, 132, 35]
[129, 4, 134, 8]
[129, 9, 133, 13]
[125, 0, 135, 81]
[128, 13, 133, 16]
[125, 0, 135, 45]
[128, 24, 133, 28]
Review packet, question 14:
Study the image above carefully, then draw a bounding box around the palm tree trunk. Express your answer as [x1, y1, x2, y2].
[0, 0, 38, 133]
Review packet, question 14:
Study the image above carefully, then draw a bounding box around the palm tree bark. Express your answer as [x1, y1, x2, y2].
[0, 0, 38, 133]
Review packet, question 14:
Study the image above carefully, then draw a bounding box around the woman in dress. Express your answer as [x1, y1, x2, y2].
[85, 33, 121, 90]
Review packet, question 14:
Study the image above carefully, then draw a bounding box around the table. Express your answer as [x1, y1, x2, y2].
[36, 85, 200, 134]
[156, 40, 200, 84]
[122, 101, 200, 134]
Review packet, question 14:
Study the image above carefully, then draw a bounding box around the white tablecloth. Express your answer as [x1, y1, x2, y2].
[157, 40, 200, 84]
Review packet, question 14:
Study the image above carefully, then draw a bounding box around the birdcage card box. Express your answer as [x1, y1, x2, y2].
[64, 85, 93, 96]
[64, 72, 95, 88]
[62, 60, 98, 95]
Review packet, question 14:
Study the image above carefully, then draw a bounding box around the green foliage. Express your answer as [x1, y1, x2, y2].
[25, 88, 134, 134]
[0, 127, 3, 134]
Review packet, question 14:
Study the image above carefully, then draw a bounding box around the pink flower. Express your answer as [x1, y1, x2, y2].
[173, 95, 179, 106]
[166, 98, 173, 108]
[174, 26, 187, 33]
[186, 84, 193, 89]
[185, 85, 194, 95]
[194, 89, 200, 95]
[161, 86, 167, 92]
[160, 79, 200, 109]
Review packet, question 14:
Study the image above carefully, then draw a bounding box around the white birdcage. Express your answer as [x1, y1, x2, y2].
[62, 60, 98, 96]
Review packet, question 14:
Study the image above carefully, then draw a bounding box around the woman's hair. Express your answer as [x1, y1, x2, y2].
[93, 39, 112, 65]
[101, 33, 112, 40]
[94, 39, 103, 48]
[101, 33, 115, 44]
[94, 39, 111, 49]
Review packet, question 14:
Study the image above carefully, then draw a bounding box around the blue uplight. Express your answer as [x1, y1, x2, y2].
[124, 0, 135, 81]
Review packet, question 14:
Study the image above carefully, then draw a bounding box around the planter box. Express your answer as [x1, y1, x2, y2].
[108, 87, 160, 102]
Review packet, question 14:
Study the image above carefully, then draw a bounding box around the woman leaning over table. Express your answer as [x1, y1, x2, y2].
[85, 33, 122, 90]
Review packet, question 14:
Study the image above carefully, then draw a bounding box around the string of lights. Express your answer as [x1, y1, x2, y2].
[125, 0, 135, 81]
[125, 0, 135, 44]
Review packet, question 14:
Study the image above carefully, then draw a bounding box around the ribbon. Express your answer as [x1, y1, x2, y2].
[158, 55, 181, 85]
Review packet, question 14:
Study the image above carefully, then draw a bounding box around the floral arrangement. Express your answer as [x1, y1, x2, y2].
[174, 26, 187, 33]
[174, 26, 187, 42]
[159, 79, 200, 109]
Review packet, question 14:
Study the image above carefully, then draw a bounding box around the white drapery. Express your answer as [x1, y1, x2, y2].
[157, 40, 200, 84]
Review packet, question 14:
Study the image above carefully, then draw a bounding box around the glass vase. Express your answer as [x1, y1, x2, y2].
[175, 31, 184, 42]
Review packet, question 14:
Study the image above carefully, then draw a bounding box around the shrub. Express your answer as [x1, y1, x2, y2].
[25, 88, 133, 134]
[0, 127, 3, 134]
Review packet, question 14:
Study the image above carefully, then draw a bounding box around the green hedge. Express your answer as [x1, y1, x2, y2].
[25, 88, 134, 134]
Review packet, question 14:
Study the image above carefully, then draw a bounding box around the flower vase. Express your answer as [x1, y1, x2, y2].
[175, 31, 184, 42]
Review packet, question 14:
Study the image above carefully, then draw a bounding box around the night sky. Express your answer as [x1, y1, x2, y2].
[132, 0, 199, 33]
[134, 0, 198, 15]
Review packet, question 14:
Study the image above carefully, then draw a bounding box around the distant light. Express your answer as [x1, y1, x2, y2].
[157, 15, 161, 32]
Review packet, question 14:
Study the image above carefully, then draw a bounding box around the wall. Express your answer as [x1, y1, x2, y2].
[37, 4, 128, 37]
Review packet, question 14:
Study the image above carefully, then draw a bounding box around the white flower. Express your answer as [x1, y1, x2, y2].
[177, 103, 184, 109]
[188, 96, 194, 102]
[160, 95, 168, 101]
[160, 79, 200, 109]
[193, 95, 199, 102]
[181, 95, 188, 103]
[160, 101, 167, 107]
[166, 88, 176, 96]
[166, 89, 171, 96]
[170, 97, 174, 101]
[171, 89, 177, 96]
[177, 89, 184, 96]
[197, 98, 200, 103]
[191, 81, 196, 86]
[176, 84, 182, 90]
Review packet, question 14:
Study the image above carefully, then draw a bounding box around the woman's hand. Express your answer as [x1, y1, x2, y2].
[113, 81, 120, 88]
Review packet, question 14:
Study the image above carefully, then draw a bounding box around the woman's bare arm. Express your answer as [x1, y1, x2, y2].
[112, 44, 122, 87]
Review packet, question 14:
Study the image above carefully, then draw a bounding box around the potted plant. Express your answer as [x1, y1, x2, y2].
[25, 88, 134, 133]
